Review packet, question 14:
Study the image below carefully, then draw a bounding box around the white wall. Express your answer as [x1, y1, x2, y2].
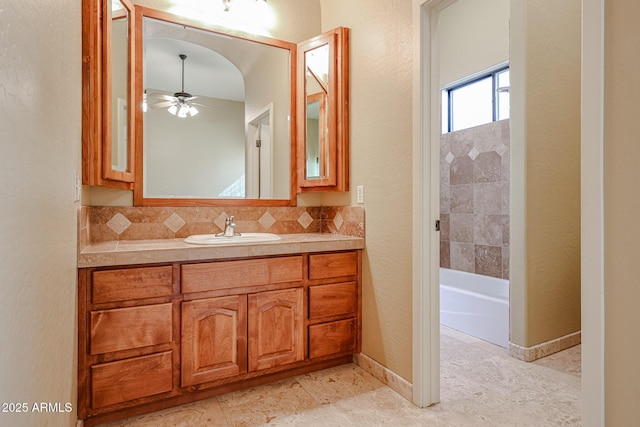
[438, 0, 510, 87]
[0, 0, 80, 425]
[145, 95, 246, 198]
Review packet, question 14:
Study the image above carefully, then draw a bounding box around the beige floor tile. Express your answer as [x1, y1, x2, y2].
[100, 326, 582, 427]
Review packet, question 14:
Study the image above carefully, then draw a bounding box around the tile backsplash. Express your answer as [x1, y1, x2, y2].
[80, 206, 364, 246]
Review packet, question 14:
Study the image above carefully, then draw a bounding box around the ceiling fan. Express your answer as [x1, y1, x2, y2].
[146, 54, 209, 118]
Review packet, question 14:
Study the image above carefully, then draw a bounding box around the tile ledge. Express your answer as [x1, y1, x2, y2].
[353, 353, 413, 402]
[509, 331, 581, 362]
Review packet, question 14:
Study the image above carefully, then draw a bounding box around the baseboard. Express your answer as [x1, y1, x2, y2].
[352, 353, 412, 402]
[509, 331, 581, 362]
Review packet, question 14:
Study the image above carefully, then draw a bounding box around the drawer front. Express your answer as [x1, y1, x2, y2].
[92, 266, 173, 304]
[308, 318, 357, 359]
[90, 303, 173, 355]
[91, 351, 173, 408]
[182, 256, 303, 294]
[308, 252, 357, 280]
[308, 282, 357, 319]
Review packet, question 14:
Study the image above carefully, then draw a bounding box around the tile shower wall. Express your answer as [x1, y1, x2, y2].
[440, 119, 509, 279]
[80, 206, 365, 245]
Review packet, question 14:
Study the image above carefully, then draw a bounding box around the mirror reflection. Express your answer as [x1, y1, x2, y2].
[110, 0, 130, 173]
[304, 44, 330, 180]
[141, 16, 292, 200]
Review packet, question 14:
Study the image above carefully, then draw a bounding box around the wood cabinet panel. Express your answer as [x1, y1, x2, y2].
[309, 282, 357, 319]
[181, 295, 247, 387]
[90, 303, 172, 355]
[91, 351, 173, 409]
[182, 256, 302, 294]
[248, 288, 304, 371]
[92, 266, 173, 303]
[308, 318, 357, 359]
[308, 252, 357, 280]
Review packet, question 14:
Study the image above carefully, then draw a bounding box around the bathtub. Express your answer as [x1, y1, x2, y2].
[440, 268, 509, 348]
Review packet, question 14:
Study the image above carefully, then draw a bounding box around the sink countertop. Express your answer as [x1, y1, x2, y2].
[78, 233, 365, 268]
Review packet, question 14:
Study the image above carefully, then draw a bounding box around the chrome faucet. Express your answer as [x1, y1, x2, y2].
[216, 215, 240, 237]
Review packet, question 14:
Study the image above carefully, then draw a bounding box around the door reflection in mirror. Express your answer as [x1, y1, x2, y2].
[304, 44, 330, 180]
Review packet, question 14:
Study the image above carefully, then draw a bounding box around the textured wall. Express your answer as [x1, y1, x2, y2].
[510, 0, 581, 348]
[440, 120, 510, 280]
[318, 0, 414, 381]
[604, 0, 640, 423]
[0, 0, 80, 425]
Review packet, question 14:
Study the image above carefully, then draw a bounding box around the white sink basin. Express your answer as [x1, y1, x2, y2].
[184, 233, 281, 245]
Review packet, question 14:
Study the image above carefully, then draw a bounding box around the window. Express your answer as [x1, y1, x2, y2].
[441, 66, 510, 133]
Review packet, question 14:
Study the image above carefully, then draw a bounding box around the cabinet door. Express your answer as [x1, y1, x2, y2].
[248, 288, 304, 371]
[297, 27, 349, 192]
[181, 295, 247, 387]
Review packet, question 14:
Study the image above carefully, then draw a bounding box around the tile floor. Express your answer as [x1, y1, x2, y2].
[102, 327, 581, 426]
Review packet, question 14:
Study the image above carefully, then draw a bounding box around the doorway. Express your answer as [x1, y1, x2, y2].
[413, 0, 602, 423]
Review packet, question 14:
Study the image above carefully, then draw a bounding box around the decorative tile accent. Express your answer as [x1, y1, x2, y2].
[445, 152, 455, 164]
[297, 211, 313, 229]
[468, 147, 480, 160]
[496, 142, 508, 157]
[163, 213, 185, 233]
[333, 212, 344, 231]
[258, 211, 276, 230]
[106, 213, 131, 235]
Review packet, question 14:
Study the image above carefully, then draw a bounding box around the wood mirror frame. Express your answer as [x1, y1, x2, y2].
[297, 27, 349, 193]
[82, 0, 136, 189]
[132, 7, 298, 207]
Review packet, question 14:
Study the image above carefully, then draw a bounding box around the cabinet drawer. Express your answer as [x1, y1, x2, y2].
[182, 256, 303, 294]
[308, 252, 357, 280]
[308, 318, 357, 359]
[90, 303, 173, 355]
[91, 351, 173, 408]
[92, 266, 173, 304]
[308, 282, 357, 319]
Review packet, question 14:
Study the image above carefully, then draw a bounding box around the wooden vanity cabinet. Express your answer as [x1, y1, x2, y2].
[78, 250, 361, 426]
[77, 265, 179, 421]
[307, 252, 360, 359]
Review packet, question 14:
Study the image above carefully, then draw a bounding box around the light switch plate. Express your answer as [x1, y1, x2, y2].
[356, 185, 364, 204]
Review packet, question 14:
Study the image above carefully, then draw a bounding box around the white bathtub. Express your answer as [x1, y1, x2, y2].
[440, 268, 509, 348]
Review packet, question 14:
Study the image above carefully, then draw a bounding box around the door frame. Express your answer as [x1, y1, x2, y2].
[411, 0, 455, 407]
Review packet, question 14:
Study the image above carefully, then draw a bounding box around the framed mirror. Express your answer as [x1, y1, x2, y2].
[132, 7, 297, 206]
[297, 27, 349, 192]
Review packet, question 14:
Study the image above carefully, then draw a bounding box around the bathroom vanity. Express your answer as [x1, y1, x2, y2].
[77, 235, 362, 426]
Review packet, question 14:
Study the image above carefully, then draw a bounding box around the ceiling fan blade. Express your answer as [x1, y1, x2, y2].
[147, 93, 175, 101]
[149, 101, 174, 109]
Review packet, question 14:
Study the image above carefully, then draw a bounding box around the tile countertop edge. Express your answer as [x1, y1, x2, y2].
[78, 233, 365, 268]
